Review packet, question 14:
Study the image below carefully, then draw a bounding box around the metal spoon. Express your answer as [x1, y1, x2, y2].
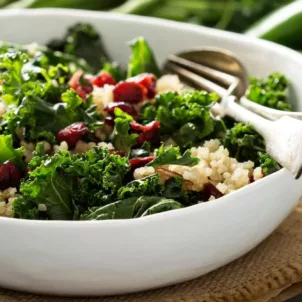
[163, 48, 302, 179]
[165, 48, 302, 121]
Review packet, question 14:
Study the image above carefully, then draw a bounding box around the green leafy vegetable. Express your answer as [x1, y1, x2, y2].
[81, 197, 137, 220]
[101, 61, 125, 82]
[47, 23, 109, 71]
[140, 90, 220, 148]
[13, 195, 40, 220]
[0, 135, 24, 169]
[111, 108, 138, 154]
[0, 51, 30, 105]
[130, 142, 151, 158]
[81, 195, 182, 220]
[247, 73, 292, 111]
[147, 145, 199, 167]
[15, 147, 131, 219]
[117, 174, 164, 199]
[223, 123, 265, 163]
[18, 151, 74, 220]
[3, 88, 98, 142]
[258, 152, 281, 176]
[127, 36, 160, 78]
[141, 199, 183, 216]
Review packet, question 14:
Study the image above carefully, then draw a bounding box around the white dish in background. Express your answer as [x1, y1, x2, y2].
[0, 9, 302, 296]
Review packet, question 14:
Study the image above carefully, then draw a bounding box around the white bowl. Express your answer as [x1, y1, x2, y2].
[0, 9, 302, 296]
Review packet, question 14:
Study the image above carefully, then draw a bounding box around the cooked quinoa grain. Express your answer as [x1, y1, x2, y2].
[0, 187, 17, 218]
[134, 139, 264, 200]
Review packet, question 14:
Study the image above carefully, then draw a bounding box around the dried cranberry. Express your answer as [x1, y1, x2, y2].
[68, 70, 83, 90]
[113, 82, 145, 104]
[130, 120, 160, 145]
[104, 102, 137, 117]
[68, 70, 93, 98]
[129, 156, 155, 169]
[249, 175, 255, 183]
[104, 116, 115, 128]
[202, 183, 224, 200]
[128, 73, 157, 99]
[75, 86, 87, 99]
[56, 122, 89, 147]
[93, 72, 116, 87]
[0, 161, 23, 190]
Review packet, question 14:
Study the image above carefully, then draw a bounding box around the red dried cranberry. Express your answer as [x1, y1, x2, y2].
[249, 175, 255, 183]
[75, 86, 87, 99]
[104, 102, 137, 117]
[68, 70, 83, 90]
[56, 122, 89, 147]
[202, 183, 224, 200]
[68, 70, 93, 98]
[129, 156, 155, 169]
[104, 116, 115, 128]
[130, 120, 160, 145]
[0, 161, 23, 190]
[128, 73, 157, 99]
[113, 82, 145, 104]
[93, 72, 116, 87]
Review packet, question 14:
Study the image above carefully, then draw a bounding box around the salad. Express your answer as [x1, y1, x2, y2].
[0, 23, 291, 221]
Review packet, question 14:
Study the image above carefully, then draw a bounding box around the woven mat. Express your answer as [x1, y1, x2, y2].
[2, 206, 302, 302]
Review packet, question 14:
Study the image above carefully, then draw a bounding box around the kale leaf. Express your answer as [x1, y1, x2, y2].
[147, 145, 199, 167]
[127, 36, 160, 78]
[258, 152, 281, 176]
[47, 23, 109, 71]
[247, 73, 292, 111]
[117, 174, 164, 199]
[140, 91, 220, 149]
[110, 108, 138, 154]
[0, 135, 24, 169]
[14, 147, 130, 219]
[81, 196, 183, 220]
[223, 123, 265, 163]
[17, 151, 74, 220]
[80, 197, 138, 220]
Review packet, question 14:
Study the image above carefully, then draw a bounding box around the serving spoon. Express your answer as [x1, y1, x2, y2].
[163, 48, 302, 179]
[165, 48, 302, 121]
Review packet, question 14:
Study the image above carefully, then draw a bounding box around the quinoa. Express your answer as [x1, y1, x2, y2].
[92, 84, 115, 113]
[134, 139, 264, 200]
[0, 187, 17, 218]
[156, 74, 183, 94]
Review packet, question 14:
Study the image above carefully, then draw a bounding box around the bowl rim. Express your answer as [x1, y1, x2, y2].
[0, 8, 299, 225]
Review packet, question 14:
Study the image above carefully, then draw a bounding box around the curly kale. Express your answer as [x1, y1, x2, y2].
[147, 145, 199, 167]
[47, 23, 109, 71]
[258, 152, 281, 176]
[223, 123, 265, 163]
[127, 36, 160, 78]
[223, 123, 280, 175]
[140, 90, 221, 149]
[0, 135, 24, 169]
[110, 108, 138, 154]
[247, 73, 292, 111]
[81, 196, 182, 220]
[13, 147, 131, 220]
[0, 45, 99, 143]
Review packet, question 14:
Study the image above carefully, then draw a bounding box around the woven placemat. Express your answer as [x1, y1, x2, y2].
[2, 205, 302, 302]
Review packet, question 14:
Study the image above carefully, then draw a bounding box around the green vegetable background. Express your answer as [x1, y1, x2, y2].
[1, 0, 301, 52]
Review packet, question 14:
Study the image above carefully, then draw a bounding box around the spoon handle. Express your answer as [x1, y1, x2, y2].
[240, 96, 302, 121]
[223, 96, 272, 135]
[224, 96, 302, 178]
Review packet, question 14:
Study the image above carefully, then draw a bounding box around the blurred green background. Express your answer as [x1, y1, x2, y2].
[2, 0, 302, 51]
